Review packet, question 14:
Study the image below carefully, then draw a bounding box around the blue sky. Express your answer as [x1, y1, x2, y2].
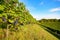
[19, 0, 60, 20]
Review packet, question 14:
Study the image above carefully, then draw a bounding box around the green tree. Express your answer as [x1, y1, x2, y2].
[0, 0, 36, 34]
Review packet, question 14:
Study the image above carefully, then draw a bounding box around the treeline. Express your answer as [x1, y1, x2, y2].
[38, 19, 60, 22]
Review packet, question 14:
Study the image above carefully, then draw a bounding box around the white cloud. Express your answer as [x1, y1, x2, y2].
[49, 8, 60, 12]
[40, 2, 44, 5]
[33, 13, 60, 20]
[43, 13, 60, 19]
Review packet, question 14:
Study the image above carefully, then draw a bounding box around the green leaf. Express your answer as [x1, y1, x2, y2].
[0, 5, 5, 11]
[8, 19, 14, 23]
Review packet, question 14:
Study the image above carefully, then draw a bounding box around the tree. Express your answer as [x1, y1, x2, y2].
[0, 0, 36, 39]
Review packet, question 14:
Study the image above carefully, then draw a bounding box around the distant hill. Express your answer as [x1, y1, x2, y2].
[38, 19, 60, 31]
[38, 19, 60, 39]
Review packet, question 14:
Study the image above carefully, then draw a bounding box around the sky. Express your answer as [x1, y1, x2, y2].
[19, 0, 60, 20]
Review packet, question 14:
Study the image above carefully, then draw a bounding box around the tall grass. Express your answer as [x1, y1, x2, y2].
[0, 24, 58, 40]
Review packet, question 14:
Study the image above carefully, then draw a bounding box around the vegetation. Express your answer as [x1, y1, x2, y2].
[0, 24, 58, 40]
[38, 19, 60, 39]
[0, 0, 59, 40]
[38, 19, 60, 31]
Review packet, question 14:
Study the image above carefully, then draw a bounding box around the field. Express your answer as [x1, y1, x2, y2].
[0, 24, 59, 40]
[40, 22, 60, 31]
[38, 20, 60, 39]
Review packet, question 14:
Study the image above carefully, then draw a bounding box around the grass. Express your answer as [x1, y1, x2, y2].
[40, 22, 60, 31]
[38, 21, 60, 39]
[0, 24, 59, 40]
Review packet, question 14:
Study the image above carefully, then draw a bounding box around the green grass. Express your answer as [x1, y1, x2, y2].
[0, 24, 58, 40]
[40, 22, 60, 31]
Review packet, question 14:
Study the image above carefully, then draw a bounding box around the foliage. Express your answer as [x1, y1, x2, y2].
[0, 0, 36, 29]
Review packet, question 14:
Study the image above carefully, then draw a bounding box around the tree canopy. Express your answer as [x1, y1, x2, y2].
[0, 0, 36, 29]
